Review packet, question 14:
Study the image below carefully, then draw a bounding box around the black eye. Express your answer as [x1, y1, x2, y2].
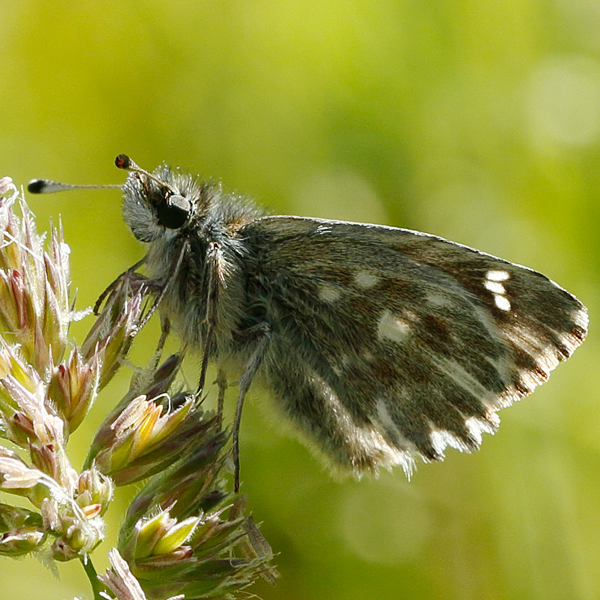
[157, 194, 191, 229]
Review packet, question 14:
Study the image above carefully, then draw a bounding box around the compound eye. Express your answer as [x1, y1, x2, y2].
[157, 194, 191, 229]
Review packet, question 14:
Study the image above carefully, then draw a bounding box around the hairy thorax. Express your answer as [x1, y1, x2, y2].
[144, 226, 253, 361]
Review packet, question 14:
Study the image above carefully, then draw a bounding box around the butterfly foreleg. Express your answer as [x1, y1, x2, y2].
[137, 241, 190, 331]
[93, 257, 147, 315]
[233, 326, 271, 492]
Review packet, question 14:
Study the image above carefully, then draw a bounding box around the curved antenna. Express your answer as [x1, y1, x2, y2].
[115, 154, 174, 192]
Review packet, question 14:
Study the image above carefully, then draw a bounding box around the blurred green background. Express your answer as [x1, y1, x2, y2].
[1, 1, 600, 599]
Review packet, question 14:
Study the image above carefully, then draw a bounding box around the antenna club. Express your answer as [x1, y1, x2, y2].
[27, 179, 47, 194]
[115, 154, 132, 170]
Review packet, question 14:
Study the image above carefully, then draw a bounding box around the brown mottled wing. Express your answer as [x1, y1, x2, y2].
[239, 216, 587, 475]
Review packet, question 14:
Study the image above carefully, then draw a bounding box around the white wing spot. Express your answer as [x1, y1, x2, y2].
[485, 271, 511, 311]
[495, 295, 511, 311]
[319, 283, 342, 302]
[377, 310, 411, 343]
[486, 269, 510, 282]
[484, 280, 506, 295]
[355, 271, 379, 289]
[427, 292, 452, 307]
[403, 309, 419, 322]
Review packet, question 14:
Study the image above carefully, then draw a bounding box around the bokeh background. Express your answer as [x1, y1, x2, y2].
[1, 1, 600, 599]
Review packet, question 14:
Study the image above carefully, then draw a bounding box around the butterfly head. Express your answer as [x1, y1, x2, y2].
[116, 154, 201, 243]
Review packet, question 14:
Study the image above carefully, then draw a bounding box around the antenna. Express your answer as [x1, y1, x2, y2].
[27, 179, 123, 194]
[115, 154, 174, 193]
[27, 154, 144, 195]
[28, 154, 169, 196]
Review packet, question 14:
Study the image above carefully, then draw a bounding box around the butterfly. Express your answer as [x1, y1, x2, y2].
[29, 155, 588, 489]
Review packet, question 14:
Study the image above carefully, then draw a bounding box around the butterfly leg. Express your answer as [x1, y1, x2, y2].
[216, 368, 227, 430]
[137, 242, 189, 331]
[233, 328, 271, 492]
[196, 242, 221, 397]
[146, 315, 172, 374]
[94, 257, 147, 315]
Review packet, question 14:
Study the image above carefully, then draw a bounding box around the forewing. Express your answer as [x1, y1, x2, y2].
[240, 216, 588, 475]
